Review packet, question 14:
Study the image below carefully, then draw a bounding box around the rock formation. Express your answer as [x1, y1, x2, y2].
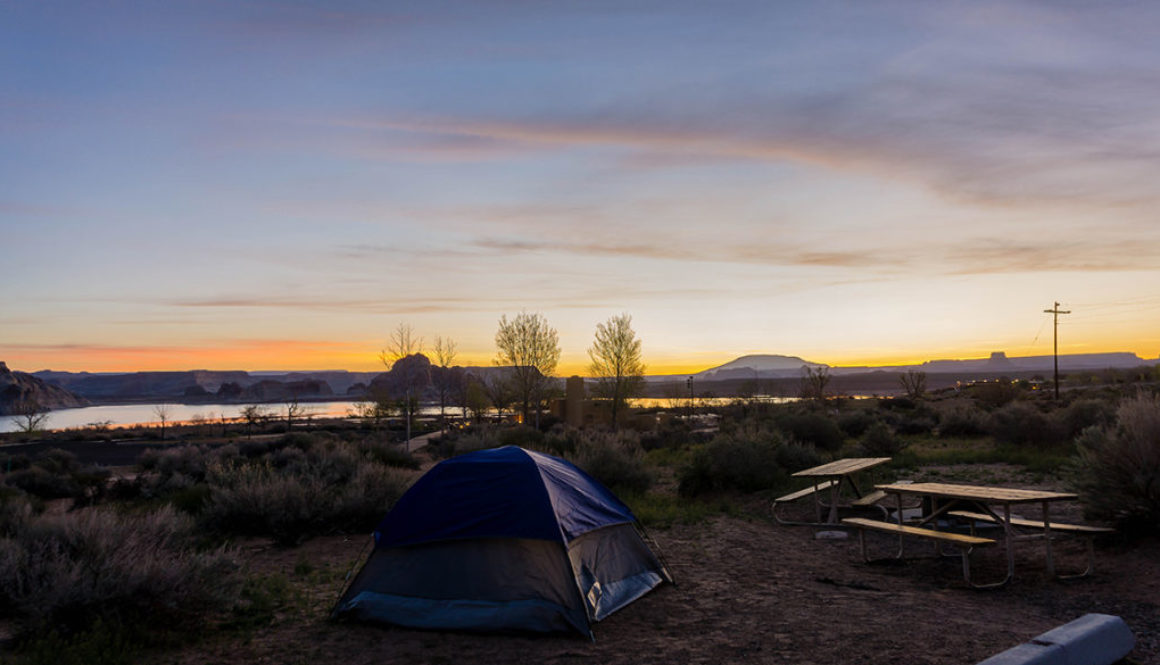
[0, 361, 90, 415]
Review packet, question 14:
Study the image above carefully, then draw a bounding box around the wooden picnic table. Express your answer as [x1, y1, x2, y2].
[784, 457, 892, 524]
[875, 481, 1082, 587]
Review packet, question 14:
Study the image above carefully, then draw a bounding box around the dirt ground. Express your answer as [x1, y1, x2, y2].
[136, 464, 1159, 665]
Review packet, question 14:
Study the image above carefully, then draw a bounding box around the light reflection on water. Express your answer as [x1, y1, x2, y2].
[3, 396, 801, 434]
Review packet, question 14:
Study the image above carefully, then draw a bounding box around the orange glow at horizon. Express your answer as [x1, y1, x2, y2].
[3, 337, 1154, 376]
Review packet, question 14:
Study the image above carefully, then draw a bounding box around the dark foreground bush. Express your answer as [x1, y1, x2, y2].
[859, 422, 908, 456]
[989, 402, 1063, 446]
[777, 412, 845, 453]
[0, 506, 239, 639]
[568, 430, 652, 495]
[937, 403, 989, 437]
[1073, 393, 1160, 535]
[679, 434, 789, 497]
[200, 452, 415, 545]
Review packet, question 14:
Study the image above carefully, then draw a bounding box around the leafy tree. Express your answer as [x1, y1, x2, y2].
[588, 313, 646, 429]
[466, 379, 491, 423]
[495, 312, 560, 428]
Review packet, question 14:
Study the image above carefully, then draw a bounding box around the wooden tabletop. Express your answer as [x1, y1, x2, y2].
[793, 457, 892, 478]
[875, 482, 1078, 504]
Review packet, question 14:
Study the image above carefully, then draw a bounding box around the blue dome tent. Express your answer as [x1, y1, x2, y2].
[333, 446, 672, 638]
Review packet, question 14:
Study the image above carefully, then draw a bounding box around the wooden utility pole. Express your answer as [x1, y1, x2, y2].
[1043, 302, 1071, 399]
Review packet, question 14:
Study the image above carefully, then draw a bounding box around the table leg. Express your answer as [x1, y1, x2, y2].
[1042, 501, 1055, 577]
[895, 493, 904, 556]
[827, 477, 840, 524]
[1003, 503, 1015, 582]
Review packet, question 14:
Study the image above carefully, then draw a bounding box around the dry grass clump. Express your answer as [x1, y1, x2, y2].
[198, 437, 415, 545]
[125, 434, 419, 545]
[568, 429, 653, 495]
[1074, 392, 1160, 535]
[0, 505, 238, 638]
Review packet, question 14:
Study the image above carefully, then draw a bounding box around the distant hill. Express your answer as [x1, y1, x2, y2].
[675, 351, 1154, 380]
[0, 361, 89, 415]
[695, 355, 827, 380]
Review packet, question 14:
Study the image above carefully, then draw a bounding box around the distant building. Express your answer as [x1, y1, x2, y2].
[551, 375, 659, 430]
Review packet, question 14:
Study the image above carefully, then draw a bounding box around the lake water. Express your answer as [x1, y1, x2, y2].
[2, 395, 799, 434]
[0, 400, 445, 434]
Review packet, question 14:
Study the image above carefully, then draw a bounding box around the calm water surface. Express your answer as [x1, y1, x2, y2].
[3, 396, 801, 434]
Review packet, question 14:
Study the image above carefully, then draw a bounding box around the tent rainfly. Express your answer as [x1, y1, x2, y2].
[333, 445, 672, 638]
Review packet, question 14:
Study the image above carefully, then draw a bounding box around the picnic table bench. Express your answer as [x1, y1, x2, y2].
[772, 457, 891, 526]
[842, 482, 1112, 588]
[841, 517, 996, 586]
[947, 510, 1113, 579]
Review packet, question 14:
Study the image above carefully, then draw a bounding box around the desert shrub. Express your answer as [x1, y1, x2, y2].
[569, 431, 652, 495]
[859, 422, 909, 456]
[889, 410, 937, 435]
[199, 440, 418, 544]
[330, 465, 415, 531]
[1060, 398, 1115, 439]
[432, 429, 502, 458]
[774, 442, 822, 473]
[878, 397, 916, 411]
[777, 412, 845, 453]
[497, 426, 545, 449]
[0, 452, 32, 472]
[542, 425, 583, 456]
[971, 381, 1021, 409]
[201, 463, 328, 546]
[170, 484, 213, 514]
[989, 402, 1064, 446]
[937, 404, 989, 437]
[358, 439, 421, 470]
[837, 410, 877, 438]
[33, 448, 81, 474]
[0, 488, 36, 537]
[1073, 393, 1160, 535]
[5, 466, 78, 499]
[0, 506, 238, 638]
[678, 435, 787, 497]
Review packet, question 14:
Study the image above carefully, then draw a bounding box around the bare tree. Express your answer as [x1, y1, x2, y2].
[240, 404, 270, 438]
[284, 396, 304, 431]
[588, 313, 646, 429]
[153, 403, 172, 439]
[799, 366, 831, 402]
[495, 312, 560, 428]
[899, 369, 927, 400]
[10, 396, 50, 434]
[380, 323, 425, 443]
[432, 336, 458, 429]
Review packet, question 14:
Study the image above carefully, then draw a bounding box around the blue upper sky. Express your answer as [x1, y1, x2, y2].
[3, 1, 1159, 373]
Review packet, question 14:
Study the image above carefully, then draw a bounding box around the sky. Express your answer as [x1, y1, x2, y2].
[2, 1, 1159, 376]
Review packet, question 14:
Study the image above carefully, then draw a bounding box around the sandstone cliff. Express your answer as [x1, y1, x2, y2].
[0, 361, 90, 415]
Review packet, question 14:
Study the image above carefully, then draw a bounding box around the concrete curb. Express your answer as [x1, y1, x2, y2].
[977, 614, 1134, 665]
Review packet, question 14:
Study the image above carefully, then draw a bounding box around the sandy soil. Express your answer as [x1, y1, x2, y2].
[136, 467, 1159, 665]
